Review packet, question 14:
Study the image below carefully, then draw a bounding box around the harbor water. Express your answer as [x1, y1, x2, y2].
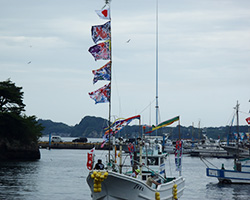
[1, 140, 250, 199]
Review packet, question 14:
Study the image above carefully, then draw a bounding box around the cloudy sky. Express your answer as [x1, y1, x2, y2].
[1, 0, 250, 128]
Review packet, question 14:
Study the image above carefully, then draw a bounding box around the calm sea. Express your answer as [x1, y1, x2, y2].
[0, 138, 250, 200]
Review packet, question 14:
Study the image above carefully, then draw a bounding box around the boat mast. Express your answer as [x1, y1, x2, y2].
[155, 0, 159, 136]
[236, 101, 239, 141]
[236, 101, 240, 161]
[106, 0, 112, 165]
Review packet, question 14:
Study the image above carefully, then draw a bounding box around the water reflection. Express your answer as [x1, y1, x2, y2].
[205, 182, 250, 200]
[0, 161, 40, 199]
[1, 149, 250, 200]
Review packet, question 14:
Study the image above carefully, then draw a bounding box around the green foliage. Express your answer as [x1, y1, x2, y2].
[0, 79, 25, 115]
[0, 79, 43, 145]
[0, 113, 43, 145]
[22, 115, 43, 144]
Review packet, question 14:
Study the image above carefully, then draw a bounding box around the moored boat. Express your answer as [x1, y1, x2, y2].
[206, 157, 250, 184]
[87, 138, 185, 200]
[206, 101, 250, 184]
[86, 1, 185, 198]
[87, 171, 185, 200]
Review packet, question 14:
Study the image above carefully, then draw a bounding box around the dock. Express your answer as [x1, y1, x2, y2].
[38, 141, 110, 150]
[39, 141, 136, 152]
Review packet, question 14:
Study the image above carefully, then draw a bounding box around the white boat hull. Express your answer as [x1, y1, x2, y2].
[207, 167, 250, 184]
[87, 171, 185, 200]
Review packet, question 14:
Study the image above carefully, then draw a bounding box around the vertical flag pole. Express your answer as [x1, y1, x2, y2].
[236, 101, 239, 162]
[107, 0, 112, 166]
[178, 116, 181, 140]
[155, 0, 159, 136]
[178, 116, 181, 176]
[89, 0, 112, 166]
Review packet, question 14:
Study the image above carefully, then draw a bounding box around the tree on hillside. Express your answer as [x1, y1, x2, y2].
[0, 79, 43, 145]
[0, 79, 25, 114]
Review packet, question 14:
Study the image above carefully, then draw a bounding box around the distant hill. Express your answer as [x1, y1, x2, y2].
[37, 116, 249, 140]
[38, 116, 108, 138]
[70, 116, 108, 138]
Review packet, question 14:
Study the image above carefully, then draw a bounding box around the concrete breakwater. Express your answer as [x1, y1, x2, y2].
[39, 142, 131, 152]
[38, 141, 110, 150]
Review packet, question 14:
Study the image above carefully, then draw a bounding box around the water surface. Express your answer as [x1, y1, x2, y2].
[0, 147, 249, 199]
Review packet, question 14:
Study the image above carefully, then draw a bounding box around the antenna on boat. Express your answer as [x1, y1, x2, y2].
[108, 0, 112, 166]
[104, 0, 110, 5]
[235, 101, 240, 161]
[100, 0, 112, 166]
[155, 0, 159, 136]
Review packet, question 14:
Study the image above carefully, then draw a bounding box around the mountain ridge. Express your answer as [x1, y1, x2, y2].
[38, 116, 249, 140]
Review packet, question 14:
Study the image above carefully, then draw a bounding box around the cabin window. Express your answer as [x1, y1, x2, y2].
[147, 157, 159, 166]
[160, 157, 164, 164]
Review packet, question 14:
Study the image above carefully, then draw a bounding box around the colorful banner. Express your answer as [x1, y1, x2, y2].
[86, 147, 95, 170]
[101, 115, 141, 148]
[233, 132, 238, 140]
[175, 140, 183, 171]
[89, 83, 111, 104]
[146, 116, 179, 134]
[92, 61, 111, 84]
[104, 115, 141, 135]
[88, 41, 111, 61]
[91, 21, 111, 44]
[128, 143, 135, 166]
[95, 7, 110, 20]
[246, 117, 250, 125]
[234, 132, 247, 141]
[101, 133, 109, 148]
[240, 132, 245, 141]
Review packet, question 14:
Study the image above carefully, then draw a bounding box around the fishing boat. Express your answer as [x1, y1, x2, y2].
[86, 137, 185, 200]
[206, 101, 250, 183]
[189, 134, 230, 158]
[86, 1, 185, 199]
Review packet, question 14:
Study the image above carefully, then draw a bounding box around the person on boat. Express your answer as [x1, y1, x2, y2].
[132, 169, 140, 178]
[146, 173, 161, 187]
[221, 163, 225, 170]
[94, 159, 104, 170]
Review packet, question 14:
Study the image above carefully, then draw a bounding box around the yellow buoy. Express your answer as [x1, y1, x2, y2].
[172, 184, 178, 200]
[95, 173, 100, 178]
[94, 178, 99, 182]
[155, 192, 160, 200]
[92, 171, 108, 192]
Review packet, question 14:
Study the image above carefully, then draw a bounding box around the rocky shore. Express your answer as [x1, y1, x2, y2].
[0, 139, 40, 161]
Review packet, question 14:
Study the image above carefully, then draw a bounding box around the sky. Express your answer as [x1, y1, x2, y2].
[1, 0, 250, 128]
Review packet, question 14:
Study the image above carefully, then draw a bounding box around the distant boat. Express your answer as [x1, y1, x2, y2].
[206, 101, 250, 183]
[189, 134, 230, 158]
